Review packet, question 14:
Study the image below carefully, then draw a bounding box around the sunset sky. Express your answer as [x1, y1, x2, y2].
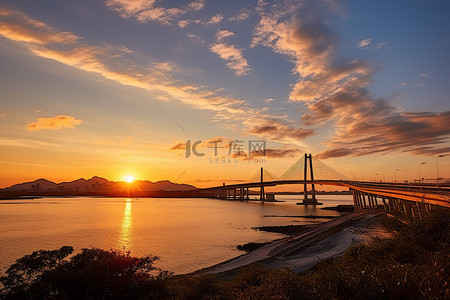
[0, 0, 449, 188]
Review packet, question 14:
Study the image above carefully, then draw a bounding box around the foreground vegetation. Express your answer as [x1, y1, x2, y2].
[1, 210, 448, 299]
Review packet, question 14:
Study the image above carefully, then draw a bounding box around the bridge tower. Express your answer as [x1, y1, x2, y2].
[260, 167, 265, 200]
[298, 153, 321, 205]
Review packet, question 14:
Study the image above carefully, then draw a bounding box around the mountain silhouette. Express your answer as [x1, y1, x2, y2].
[5, 177, 197, 193]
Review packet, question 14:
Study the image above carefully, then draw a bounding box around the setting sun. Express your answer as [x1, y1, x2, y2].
[125, 175, 135, 183]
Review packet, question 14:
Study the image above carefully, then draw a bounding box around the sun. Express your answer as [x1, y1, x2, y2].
[125, 175, 135, 183]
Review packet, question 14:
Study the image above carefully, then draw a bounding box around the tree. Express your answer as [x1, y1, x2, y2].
[0, 246, 73, 299]
[0, 247, 169, 299]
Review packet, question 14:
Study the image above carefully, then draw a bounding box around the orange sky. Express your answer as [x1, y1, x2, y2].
[0, 1, 449, 188]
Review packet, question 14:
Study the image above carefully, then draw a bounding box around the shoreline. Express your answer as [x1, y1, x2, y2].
[195, 210, 391, 277]
[0, 191, 352, 200]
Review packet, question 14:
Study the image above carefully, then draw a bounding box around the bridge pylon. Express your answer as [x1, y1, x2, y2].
[260, 167, 265, 200]
[297, 153, 322, 205]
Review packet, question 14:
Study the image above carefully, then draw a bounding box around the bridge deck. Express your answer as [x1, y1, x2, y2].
[201, 180, 450, 208]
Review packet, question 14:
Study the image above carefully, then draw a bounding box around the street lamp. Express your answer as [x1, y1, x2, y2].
[437, 154, 446, 187]
[419, 162, 426, 183]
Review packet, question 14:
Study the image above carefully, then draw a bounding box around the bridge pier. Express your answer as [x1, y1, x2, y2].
[358, 192, 364, 209]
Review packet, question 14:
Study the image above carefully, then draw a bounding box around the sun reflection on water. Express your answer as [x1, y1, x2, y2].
[119, 199, 133, 249]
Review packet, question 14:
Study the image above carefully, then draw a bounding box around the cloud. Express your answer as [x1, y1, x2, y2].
[26, 115, 82, 131]
[358, 38, 371, 48]
[105, 0, 185, 25]
[229, 8, 251, 21]
[253, 2, 371, 103]
[152, 61, 174, 74]
[210, 43, 251, 76]
[210, 30, 251, 77]
[187, 0, 205, 11]
[172, 138, 304, 160]
[374, 42, 388, 49]
[215, 29, 234, 41]
[0, 6, 318, 154]
[419, 72, 431, 78]
[105, 0, 156, 17]
[177, 20, 190, 28]
[187, 32, 204, 43]
[207, 14, 223, 24]
[358, 37, 387, 50]
[177, 19, 201, 28]
[0, 8, 79, 44]
[315, 148, 352, 159]
[171, 136, 237, 157]
[170, 142, 185, 150]
[242, 146, 303, 159]
[0, 112, 6, 117]
[0, 8, 270, 138]
[252, 0, 450, 158]
[3, 4, 448, 159]
[245, 118, 314, 143]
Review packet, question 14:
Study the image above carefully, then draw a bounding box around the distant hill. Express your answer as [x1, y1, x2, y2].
[7, 178, 58, 191]
[5, 177, 197, 193]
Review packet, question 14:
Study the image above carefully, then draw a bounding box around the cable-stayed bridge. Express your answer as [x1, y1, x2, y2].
[201, 154, 450, 218]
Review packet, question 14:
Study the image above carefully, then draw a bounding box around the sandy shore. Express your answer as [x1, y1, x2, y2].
[201, 209, 392, 276]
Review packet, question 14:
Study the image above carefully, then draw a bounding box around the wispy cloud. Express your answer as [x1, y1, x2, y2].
[26, 115, 82, 131]
[0, 7, 79, 44]
[253, 0, 450, 158]
[315, 148, 352, 159]
[229, 8, 251, 21]
[177, 19, 201, 28]
[374, 41, 388, 49]
[105, 0, 185, 25]
[358, 37, 387, 50]
[419, 72, 431, 78]
[105, 0, 221, 28]
[210, 29, 251, 76]
[0, 6, 312, 147]
[186, 32, 204, 43]
[358, 38, 371, 48]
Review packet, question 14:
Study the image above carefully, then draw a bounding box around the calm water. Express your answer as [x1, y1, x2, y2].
[0, 195, 352, 274]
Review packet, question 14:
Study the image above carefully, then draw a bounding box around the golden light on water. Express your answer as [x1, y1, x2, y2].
[119, 199, 132, 249]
